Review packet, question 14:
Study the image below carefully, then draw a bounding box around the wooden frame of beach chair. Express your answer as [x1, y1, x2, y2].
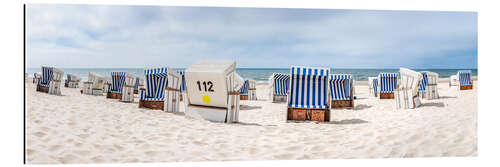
[36, 66, 53, 93]
[239, 80, 250, 100]
[368, 77, 378, 97]
[184, 61, 243, 123]
[424, 71, 439, 99]
[287, 66, 330, 122]
[329, 74, 354, 109]
[139, 67, 181, 112]
[47, 67, 64, 95]
[395, 68, 422, 109]
[107, 72, 126, 99]
[270, 73, 290, 103]
[458, 70, 473, 90]
[121, 73, 136, 102]
[248, 80, 257, 100]
[378, 73, 398, 99]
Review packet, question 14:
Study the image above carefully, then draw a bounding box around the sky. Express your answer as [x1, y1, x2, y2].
[26, 4, 477, 69]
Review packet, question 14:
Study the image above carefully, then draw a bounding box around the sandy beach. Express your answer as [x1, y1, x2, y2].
[25, 77, 477, 164]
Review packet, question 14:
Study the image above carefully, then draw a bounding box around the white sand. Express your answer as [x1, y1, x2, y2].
[25, 77, 477, 164]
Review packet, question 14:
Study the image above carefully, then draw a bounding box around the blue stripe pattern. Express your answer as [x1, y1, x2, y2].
[372, 78, 378, 93]
[140, 67, 170, 101]
[272, 73, 290, 95]
[329, 74, 353, 100]
[110, 72, 126, 93]
[458, 70, 472, 86]
[288, 66, 329, 109]
[134, 77, 140, 91]
[379, 73, 399, 93]
[38, 66, 53, 87]
[65, 74, 71, 84]
[418, 72, 428, 93]
[239, 80, 249, 95]
[177, 70, 186, 93]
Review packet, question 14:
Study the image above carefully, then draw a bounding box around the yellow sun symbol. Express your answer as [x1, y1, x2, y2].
[202, 94, 211, 104]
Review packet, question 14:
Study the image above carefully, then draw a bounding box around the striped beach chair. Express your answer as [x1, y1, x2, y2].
[106, 72, 127, 99]
[37, 66, 64, 95]
[329, 74, 354, 109]
[184, 61, 243, 123]
[378, 73, 399, 99]
[458, 70, 473, 90]
[287, 66, 330, 122]
[178, 70, 187, 101]
[65, 74, 81, 88]
[269, 73, 290, 102]
[418, 71, 428, 98]
[139, 67, 181, 112]
[36, 66, 53, 93]
[395, 68, 422, 109]
[239, 80, 250, 100]
[368, 77, 378, 97]
[248, 80, 257, 100]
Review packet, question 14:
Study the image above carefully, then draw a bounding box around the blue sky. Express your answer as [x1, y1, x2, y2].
[27, 4, 477, 69]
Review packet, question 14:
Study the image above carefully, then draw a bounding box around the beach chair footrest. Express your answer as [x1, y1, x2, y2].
[460, 85, 473, 90]
[287, 108, 330, 122]
[380, 93, 394, 99]
[331, 100, 353, 108]
[139, 100, 164, 110]
[107, 92, 122, 99]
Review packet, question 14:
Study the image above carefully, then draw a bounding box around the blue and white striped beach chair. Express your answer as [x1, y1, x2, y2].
[107, 72, 126, 99]
[270, 73, 290, 102]
[287, 66, 330, 122]
[378, 73, 399, 99]
[139, 67, 182, 112]
[37, 66, 64, 95]
[178, 70, 186, 101]
[36, 66, 53, 93]
[368, 77, 378, 97]
[418, 71, 428, 98]
[329, 74, 354, 109]
[458, 70, 473, 90]
[239, 80, 250, 100]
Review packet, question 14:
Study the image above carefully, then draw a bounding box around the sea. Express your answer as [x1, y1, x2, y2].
[26, 68, 478, 82]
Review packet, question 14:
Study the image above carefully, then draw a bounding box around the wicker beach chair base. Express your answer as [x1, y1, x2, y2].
[240, 95, 249, 100]
[287, 108, 330, 122]
[331, 100, 354, 108]
[139, 100, 164, 110]
[380, 93, 394, 99]
[36, 85, 49, 93]
[460, 84, 473, 90]
[272, 95, 287, 103]
[107, 92, 122, 99]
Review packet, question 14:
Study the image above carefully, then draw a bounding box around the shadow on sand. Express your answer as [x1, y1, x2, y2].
[421, 102, 445, 108]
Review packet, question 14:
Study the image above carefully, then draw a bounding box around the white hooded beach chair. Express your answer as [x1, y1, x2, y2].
[106, 72, 126, 99]
[419, 71, 439, 99]
[121, 73, 137, 102]
[287, 66, 330, 122]
[269, 73, 290, 103]
[37, 66, 64, 95]
[83, 72, 105, 95]
[329, 74, 354, 109]
[368, 77, 378, 97]
[103, 76, 111, 94]
[458, 70, 473, 90]
[449, 75, 458, 87]
[184, 61, 244, 123]
[248, 80, 257, 100]
[65, 74, 81, 88]
[139, 67, 181, 112]
[378, 73, 398, 99]
[395, 68, 422, 109]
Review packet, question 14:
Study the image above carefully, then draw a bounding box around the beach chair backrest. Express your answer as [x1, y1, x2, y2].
[51, 68, 64, 81]
[399, 68, 422, 94]
[426, 71, 439, 85]
[40, 66, 53, 85]
[418, 71, 428, 93]
[288, 66, 330, 109]
[378, 73, 398, 93]
[134, 77, 140, 91]
[186, 61, 237, 108]
[110, 72, 126, 93]
[239, 80, 249, 95]
[143, 67, 180, 100]
[124, 73, 136, 87]
[458, 70, 472, 86]
[89, 72, 104, 89]
[368, 77, 378, 93]
[272, 73, 290, 96]
[329, 74, 353, 100]
[249, 80, 256, 89]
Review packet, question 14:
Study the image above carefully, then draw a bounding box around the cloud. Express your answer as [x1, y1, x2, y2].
[26, 4, 477, 69]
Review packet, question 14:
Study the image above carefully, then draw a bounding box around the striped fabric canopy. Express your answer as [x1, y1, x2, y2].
[371, 78, 378, 93]
[134, 77, 140, 91]
[178, 70, 186, 93]
[141, 67, 170, 101]
[418, 72, 428, 93]
[288, 66, 330, 109]
[239, 80, 249, 95]
[329, 74, 353, 100]
[379, 73, 399, 93]
[110, 72, 126, 93]
[458, 70, 472, 86]
[39, 66, 53, 87]
[272, 73, 290, 96]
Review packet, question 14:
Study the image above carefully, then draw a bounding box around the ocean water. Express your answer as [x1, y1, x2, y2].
[26, 68, 478, 82]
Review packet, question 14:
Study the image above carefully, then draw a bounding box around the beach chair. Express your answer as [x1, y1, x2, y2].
[424, 71, 439, 99]
[417, 71, 429, 99]
[103, 76, 111, 94]
[458, 70, 473, 90]
[395, 68, 422, 109]
[33, 72, 41, 84]
[133, 77, 144, 94]
[65, 74, 81, 88]
[449, 75, 458, 87]
[239, 80, 250, 100]
[36, 66, 64, 95]
[184, 61, 244, 123]
[368, 77, 378, 97]
[139, 67, 182, 112]
[378, 73, 398, 99]
[287, 66, 330, 122]
[248, 80, 257, 100]
[120, 73, 136, 102]
[269, 73, 290, 103]
[329, 74, 354, 109]
[48, 68, 64, 95]
[106, 72, 126, 99]
[83, 72, 105, 95]
[178, 70, 187, 101]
